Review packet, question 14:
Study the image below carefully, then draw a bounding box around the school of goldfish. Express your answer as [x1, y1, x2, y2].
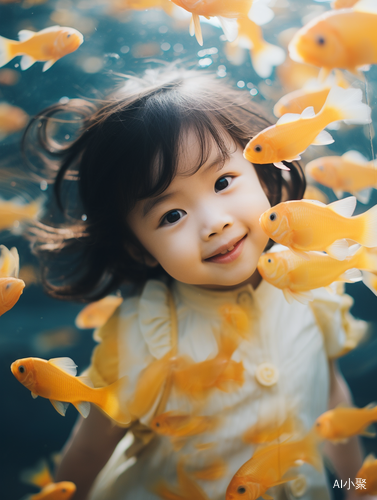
[4, 0, 377, 499]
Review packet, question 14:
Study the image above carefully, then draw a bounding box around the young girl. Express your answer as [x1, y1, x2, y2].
[24, 67, 372, 500]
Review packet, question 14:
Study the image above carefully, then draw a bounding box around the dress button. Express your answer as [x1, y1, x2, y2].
[255, 363, 279, 387]
[288, 474, 307, 497]
[237, 291, 253, 308]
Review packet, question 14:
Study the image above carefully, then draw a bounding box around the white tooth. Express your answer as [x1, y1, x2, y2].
[221, 250, 228, 255]
[228, 245, 235, 251]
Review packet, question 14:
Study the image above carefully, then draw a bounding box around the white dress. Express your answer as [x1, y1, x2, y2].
[86, 277, 364, 500]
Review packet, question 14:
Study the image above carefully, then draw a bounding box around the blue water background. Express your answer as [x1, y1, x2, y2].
[0, 0, 377, 498]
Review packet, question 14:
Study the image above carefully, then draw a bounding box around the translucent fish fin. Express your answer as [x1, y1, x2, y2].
[0, 36, 13, 68]
[361, 424, 376, 438]
[49, 357, 77, 376]
[191, 14, 203, 46]
[354, 0, 377, 14]
[355, 187, 372, 205]
[282, 288, 294, 304]
[189, 15, 195, 36]
[301, 106, 315, 119]
[276, 113, 301, 125]
[324, 86, 372, 125]
[10, 247, 20, 278]
[325, 286, 335, 295]
[50, 400, 69, 416]
[261, 494, 274, 500]
[217, 17, 238, 43]
[318, 67, 332, 83]
[361, 203, 377, 247]
[283, 288, 313, 305]
[251, 41, 285, 78]
[18, 29, 35, 41]
[333, 189, 344, 199]
[363, 453, 376, 465]
[42, 59, 57, 72]
[285, 155, 302, 162]
[77, 375, 94, 387]
[339, 268, 363, 283]
[312, 130, 334, 146]
[327, 196, 356, 217]
[73, 401, 91, 418]
[273, 161, 290, 170]
[31, 392, 38, 399]
[325, 239, 350, 261]
[19, 458, 52, 488]
[361, 271, 377, 296]
[342, 150, 369, 164]
[20, 55, 36, 70]
[358, 64, 372, 72]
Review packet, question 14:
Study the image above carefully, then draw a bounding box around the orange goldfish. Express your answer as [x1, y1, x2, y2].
[0, 25, 83, 72]
[257, 245, 377, 304]
[0, 197, 43, 232]
[0, 102, 28, 137]
[306, 151, 377, 204]
[192, 459, 227, 481]
[315, 404, 377, 443]
[0, 276, 25, 315]
[244, 86, 371, 169]
[21, 458, 76, 500]
[0, 244, 19, 277]
[355, 454, 377, 495]
[153, 459, 211, 500]
[151, 411, 219, 439]
[11, 356, 131, 426]
[243, 412, 298, 445]
[303, 184, 328, 204]
[219, 303, 249, 338]
[259, 196, 377, 260]
[288, 2, 377, 80]
[75, 295, 123, 329]
[332, 0, 360, 8]
[170, 0, 253, 45]
[276, 57, 320, 93]
[226, 431, 322, 500]
[110, 0, 175, 14]
[236, 18, 285, 78]
[173, 332, 244, 400]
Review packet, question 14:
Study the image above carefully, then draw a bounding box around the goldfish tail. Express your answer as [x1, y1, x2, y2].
[0, 35, 13, 68]
[361, 271, 377, 296]
[96, 376, 131, 427]
[20, 459, 53, 488]
[301, 430, 323, 472]
[251, 41, 285, 79]
[359, 204, 377, 247]
[323, 86, 371, 125]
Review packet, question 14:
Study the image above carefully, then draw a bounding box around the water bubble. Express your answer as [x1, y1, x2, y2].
[173, 43, 184, 53]
[199, 58, 213, 67]
[161, 42, 171, 51]
[237, 81, 245, 88]
[59, 96, 69, 104]
[81, 214, 87, 221]
[250, 88, 258, 96]
[198, 47, 218, 57]
[120, 46, 130, 54]
[159, 25, 168, 34]
[40, 180, 48, 191]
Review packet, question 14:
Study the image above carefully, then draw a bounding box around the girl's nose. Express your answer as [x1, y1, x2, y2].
[200, 212, 233, 240]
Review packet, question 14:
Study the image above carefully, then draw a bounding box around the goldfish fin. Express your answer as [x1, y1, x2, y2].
[339, 268, 363, 283]
[283, 288, 313, 305]
[289, 247, 311, 260]
[276, 113, 301, 125]
[318, 67, 332, 83]
[326, 239, 350, 261]
[251, 41, 285, 79]
[20, 458, 53, 487]
[361, 203, 377, 247]
[42, 59, 57, 72]
[327, 196, 356, 217]
[73, 401, 91, 418]
[50, 400, 69, 416]
[285, 155, 302, 162]
[363, 453, 376, 464]
[354, 187, 372, 204]
[333, 189, 344, 199]
[0, 35, 13, 68]
[325, 86, 371, 125]
[361, 271, 377, 296]
[301, 106, 316, 119]
[77, 375, 94, 387]
[191, 14, 203, 46]
[354, 0, 377, 14]
[49, 357, 77, 376]
[325, 285, 335, 295]
[342, 150, 369, 164]
[20, 55, 38, 70]
[312, 130, 334, 146]
[217, 17, 238, 43]
[31, 392, 38, 399]
[261, 494, 274, 500]
[18, 29, 35, 41]
[361, 424, 376, 438]
[274, 161, 291, 170]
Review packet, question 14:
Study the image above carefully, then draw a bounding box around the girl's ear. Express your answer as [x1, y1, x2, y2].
[125, 243, 159, 268]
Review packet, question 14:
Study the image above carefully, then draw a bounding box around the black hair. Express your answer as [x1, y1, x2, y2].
[22, 66, 305, 302]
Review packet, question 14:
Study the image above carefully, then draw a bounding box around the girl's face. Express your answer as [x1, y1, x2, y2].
[127, 131, 271, 290]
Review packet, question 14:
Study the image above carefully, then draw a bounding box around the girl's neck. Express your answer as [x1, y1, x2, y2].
[195, 269, 263, 292]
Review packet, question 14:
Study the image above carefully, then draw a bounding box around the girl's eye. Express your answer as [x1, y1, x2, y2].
[161, 209, 185, 225]
[215, 176, 232, 192]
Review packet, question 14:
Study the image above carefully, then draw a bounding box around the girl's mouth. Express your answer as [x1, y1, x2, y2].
[205, 236, 246, 264]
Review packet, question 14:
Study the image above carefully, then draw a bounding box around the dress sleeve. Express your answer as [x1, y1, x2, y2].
[86, 281, 174, 415]
[309, 284, 368, 358]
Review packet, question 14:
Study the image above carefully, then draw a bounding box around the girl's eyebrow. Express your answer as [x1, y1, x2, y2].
[142, 192, 175, 217]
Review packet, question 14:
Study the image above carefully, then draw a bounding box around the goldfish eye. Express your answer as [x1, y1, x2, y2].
[269, 212, 277, 221]
[61, 489, 67, 493]
[254, 145, 262, 153]
[318, 165, 324, 171]
[67, 34, 71, 38]
[316, 422, 321, 427]
[18, 365, 25, 373]
[237, 486, 246, 494]
[155, 422, 160, 427]
[316, 36, 325, 46]
[267, 258, 272, 263]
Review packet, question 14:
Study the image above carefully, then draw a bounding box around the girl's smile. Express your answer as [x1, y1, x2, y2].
[127, 130, 271, 290]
